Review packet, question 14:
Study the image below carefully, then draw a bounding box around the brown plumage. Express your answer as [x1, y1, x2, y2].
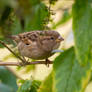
[11, 30, 64, 60]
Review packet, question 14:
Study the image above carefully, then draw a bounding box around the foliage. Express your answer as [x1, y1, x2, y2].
[0, 0, 92, 92]
[0, 66, 18, 92]
[38, 72, 53, 92]
[17, 80, 41, 92]
[0, 0, 49, 44]
[53, 47, 91, 92]
[72, 0, 92, 65]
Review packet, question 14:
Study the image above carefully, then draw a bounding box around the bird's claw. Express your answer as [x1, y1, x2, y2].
[45, 59, 51, 67]
[19, 61, 30, 66]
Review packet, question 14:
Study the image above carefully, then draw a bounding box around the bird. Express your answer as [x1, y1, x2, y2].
[11, 30, 64, 65]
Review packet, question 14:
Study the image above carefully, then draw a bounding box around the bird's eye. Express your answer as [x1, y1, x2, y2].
[26, 43, 29, 45]
[23, 36, 25, 38]
[50, 37, 54, 40]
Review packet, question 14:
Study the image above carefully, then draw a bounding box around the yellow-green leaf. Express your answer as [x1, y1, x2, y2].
[72, 0, 92, 65]
[17, 80, 41, 92]
[38, 73, 53, 92]
[53, 47, 91, 92]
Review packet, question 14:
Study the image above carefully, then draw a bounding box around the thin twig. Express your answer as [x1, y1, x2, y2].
[0, 40, 25, 63]
[48, 0, 51, 22]
[0, 60, 53, 66]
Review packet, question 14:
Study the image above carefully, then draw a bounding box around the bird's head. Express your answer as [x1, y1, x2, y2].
[45, 31, 64, 43]
[41, 31, 64, 51]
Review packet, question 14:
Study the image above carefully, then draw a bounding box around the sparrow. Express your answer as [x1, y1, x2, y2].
[11, 30, 64, 65]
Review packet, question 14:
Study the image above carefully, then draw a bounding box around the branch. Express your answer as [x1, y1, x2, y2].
[0, 40, 26, 63]
[0, 60, 53, 66]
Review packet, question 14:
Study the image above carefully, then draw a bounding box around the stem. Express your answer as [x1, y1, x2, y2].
[0, 40, 26, 63]
[0, 60, 53, 66]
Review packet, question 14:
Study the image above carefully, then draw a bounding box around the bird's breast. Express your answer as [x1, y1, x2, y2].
[17, 41, 53, 60]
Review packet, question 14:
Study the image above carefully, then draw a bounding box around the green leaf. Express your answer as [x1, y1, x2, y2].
[11, 17, 23, 35]
[72, 0, 92, 65]
[3, 53, 15, 61]
[24, 65, 36, 73]
[0, 0, 16, 8]
[0, 83, 12, 92]
[17, 80, 41, 92]
[89, 69, 92, 83]
[25, 2, 49, 30]
[30, 80, 41, 92]
[17, 80, 32, 92]
[38, 72, 53, 92]
[0, 66, 18, 92]
[53, 47, 91, 92]
[0, 6, 12, 26]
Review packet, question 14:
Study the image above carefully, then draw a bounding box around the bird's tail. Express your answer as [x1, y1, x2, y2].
[8, 35, 17, 40]
[8, 35, 20, 44]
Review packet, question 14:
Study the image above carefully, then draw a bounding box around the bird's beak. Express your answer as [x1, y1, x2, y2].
[56, 36, 64, 43]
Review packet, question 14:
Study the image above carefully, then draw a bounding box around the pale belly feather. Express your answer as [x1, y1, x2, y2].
[18, 42, 53, 60]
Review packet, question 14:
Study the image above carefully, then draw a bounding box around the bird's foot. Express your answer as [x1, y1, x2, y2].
[45, 59, 51, 67]
[20, 61, 30, 66]
[20, 56, 30, 66]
